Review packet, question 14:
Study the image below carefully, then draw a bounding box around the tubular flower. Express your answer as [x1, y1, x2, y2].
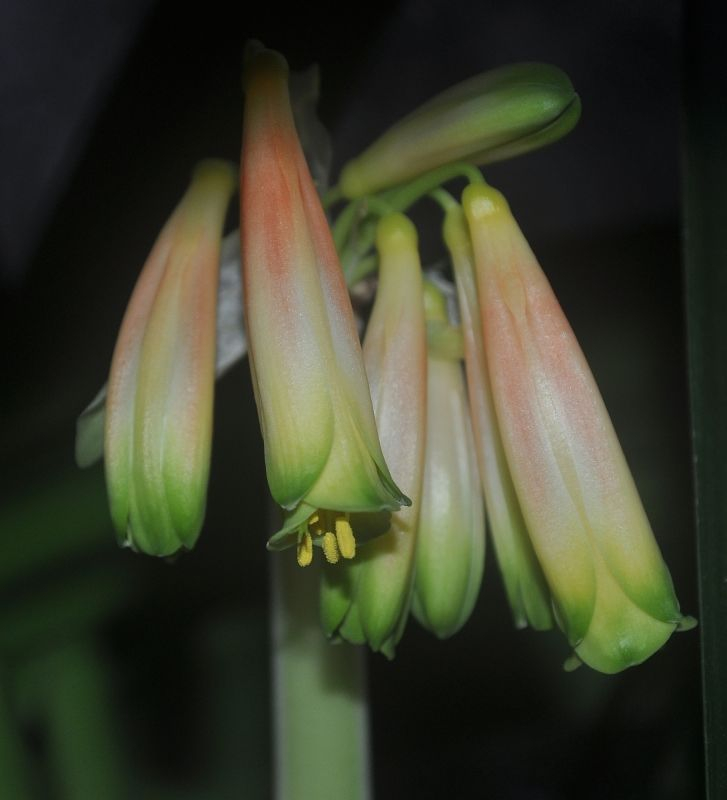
[462, 182, 694, 673]
[412, 282, 485, 639]
[104, 159, 237, 556]
[444, 203, 553, 631]
[321, 213, 427, 656]
[339, 63, 580, 198]
[241, 48, 407, 562]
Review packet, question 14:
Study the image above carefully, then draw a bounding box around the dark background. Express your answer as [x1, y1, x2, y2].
[0, 1, 701, 798]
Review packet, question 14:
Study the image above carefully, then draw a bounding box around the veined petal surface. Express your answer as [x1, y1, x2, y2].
[242, 48, 406, 519]
[444, 204, 552, 631]
[463, 182, 687, 671]
[105, 160, 236, 555]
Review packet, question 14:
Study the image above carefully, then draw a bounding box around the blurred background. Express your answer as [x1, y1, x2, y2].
[0, 0, 703, 797]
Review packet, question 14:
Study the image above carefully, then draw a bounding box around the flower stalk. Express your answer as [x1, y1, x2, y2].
[272, 554, 371, 800]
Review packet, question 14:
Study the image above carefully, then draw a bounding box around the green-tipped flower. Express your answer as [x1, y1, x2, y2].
[462, 181, 695, 673]
[339, 63, 580, 198]
[412, 282, 485, 639]
[241, 48, 408, 563]
[444, 202, 553, 631]
[104, 160, 236, 555]
[321, 213, 427, 656]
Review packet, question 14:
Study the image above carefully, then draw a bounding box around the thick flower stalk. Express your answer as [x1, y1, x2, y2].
[339, 63, 580, 199]
[241, 48, 407, 563]
[412, 282, 485, 639]
[462, 182, 694, 673]
[321, 213, 427, 656]
[104, 159, 236, 556]
[443, 202, 553, 631]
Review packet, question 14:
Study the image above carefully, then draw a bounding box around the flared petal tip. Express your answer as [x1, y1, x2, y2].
[676, 614, 698, 632]
[563, 653, 582, 672]
[117, 523, 199, 559]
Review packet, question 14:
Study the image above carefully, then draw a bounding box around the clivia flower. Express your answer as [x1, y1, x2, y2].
[462, 181, 695, 673]
[240, 47, 408, 564]
[104, 159, 237, 556]
[443, 202, 553, 631]
[321, 212, 427, 656]
[338, 63, 580, 199]
[411, 281, 485, 639]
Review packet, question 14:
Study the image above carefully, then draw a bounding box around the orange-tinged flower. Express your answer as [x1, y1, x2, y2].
[241, 48, 407, 562]
[105, 160, 236, 556]
[462, 182, 694, 673]
[443, 203, 552, 631]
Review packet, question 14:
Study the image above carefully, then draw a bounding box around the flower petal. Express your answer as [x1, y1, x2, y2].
[463, 182, 686, 666]
[445, 203, 553, 631]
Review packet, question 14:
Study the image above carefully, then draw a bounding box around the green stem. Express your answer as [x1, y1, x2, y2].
[334, 165, 482, 288]
[380, 161, 484, 211]
[323, 185, 343, 209]
[0, 671, 33, 800]
[271, 554, 371, 800]
[333, 200, 364, 253]
[346, 255, 378, 287]
[0, 470, 111, 590]
[341, 216, 379, 288]
[43, 641, 126, 800]
[428, 187, 458, 213]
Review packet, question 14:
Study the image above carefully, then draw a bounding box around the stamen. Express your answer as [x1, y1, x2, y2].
[309, 512, 325, 537]
[322, 531, 340, 564]
[296, 531, 313, 567]
[335, 515, 356, 559]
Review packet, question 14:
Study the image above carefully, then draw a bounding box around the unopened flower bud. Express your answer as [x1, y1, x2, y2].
[412, 282, 485, 639]
[339, 63, 580, 198]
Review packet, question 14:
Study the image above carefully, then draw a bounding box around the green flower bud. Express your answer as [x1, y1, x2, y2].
[339, 63, 580, 198]
[412, 282, 485, 639]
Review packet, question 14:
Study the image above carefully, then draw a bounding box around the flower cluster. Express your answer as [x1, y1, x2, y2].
[84, 43, 693, 673]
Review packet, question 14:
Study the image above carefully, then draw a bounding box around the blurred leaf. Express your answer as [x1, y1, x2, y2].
[683, 6, 727, 797]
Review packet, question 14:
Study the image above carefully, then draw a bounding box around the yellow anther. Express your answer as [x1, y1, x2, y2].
[322, 531, 340, 564]
[309, 510, 325, 536]
[296, 531, 313, 567]
[335, 516, 356, 559]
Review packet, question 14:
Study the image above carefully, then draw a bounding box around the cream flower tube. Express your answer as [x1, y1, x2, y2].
[462, 182, 694, 673]
[321, 213, 427, 656]
[241, 48, 407, 562]
[104, 159, 236, 556]
[412, 282, 485, 639]
[443, 203, 553, 631]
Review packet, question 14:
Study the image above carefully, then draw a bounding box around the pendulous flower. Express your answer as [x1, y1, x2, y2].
[339, 63, 580, 198]
[321, 212, 427, 656]
[240, 47, 407, 563]
[462, 181, 694, 673]
[104, 159, 236, 556]
[412, 281, 485, 639]
[443, 202, 553, 631]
